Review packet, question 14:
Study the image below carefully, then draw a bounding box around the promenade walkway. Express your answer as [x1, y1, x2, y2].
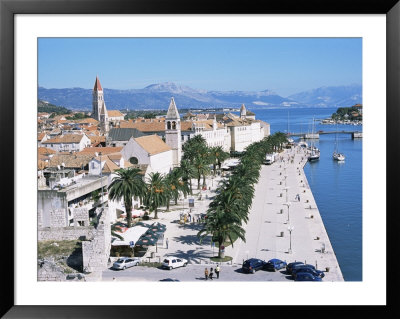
[226, 145, 344, 281]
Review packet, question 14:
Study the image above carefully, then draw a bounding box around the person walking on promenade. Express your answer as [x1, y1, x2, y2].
[166, 238, 169, 249]
[209, 268, 214, 280]
[215, 265, 220, 279]
[204, 268, 209, 280]
[297, 194, 301, 202]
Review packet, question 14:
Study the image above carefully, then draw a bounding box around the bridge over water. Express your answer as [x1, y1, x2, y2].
[287, 130, 362, 139]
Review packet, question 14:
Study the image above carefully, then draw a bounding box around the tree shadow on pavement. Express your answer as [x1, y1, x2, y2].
[172, 234, 211, 246]
[164, 249, 213, 264]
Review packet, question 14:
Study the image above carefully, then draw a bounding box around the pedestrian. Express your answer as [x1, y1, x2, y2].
[188, 213, 191, 223]
[209, 267, 214, 280]
[166, 238, 169, 249]
[204, 268, 209, 280]
[215, 265, 220, 279]
[298, 194, 301, 202]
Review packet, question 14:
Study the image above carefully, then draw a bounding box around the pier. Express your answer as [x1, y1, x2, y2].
[227, 145, 344, 281]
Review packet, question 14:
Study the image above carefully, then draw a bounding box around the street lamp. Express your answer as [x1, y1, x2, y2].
[284, 202, 291, 223]
[283, 186, 290, 202]
[288, 225, 294, 254]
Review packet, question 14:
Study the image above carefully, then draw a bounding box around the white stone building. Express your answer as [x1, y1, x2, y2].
[42, 134, 91, 152]
[225, 104, 265, 152]
[121, 134, 173, 176]
[190, 116, 231, 152]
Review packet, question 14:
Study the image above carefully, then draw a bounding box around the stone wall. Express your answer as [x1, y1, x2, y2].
[37, 260, 66, 281]
[82, 207, 111, 273]
[38, 227, 95, 241]
[72, 207, 90, 227]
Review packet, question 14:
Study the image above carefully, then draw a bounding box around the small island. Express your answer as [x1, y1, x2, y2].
[321, 104, 362, 126]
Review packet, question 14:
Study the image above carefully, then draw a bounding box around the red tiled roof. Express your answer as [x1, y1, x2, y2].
[94, 76, 102, 91]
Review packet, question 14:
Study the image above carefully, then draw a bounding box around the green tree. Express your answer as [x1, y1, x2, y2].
[198, 205, 246, 258]
[209, 146, 229, 176]
[108, 168, 146, 228]
[144, 172, 167, 219]
[177, 159, 195, 195]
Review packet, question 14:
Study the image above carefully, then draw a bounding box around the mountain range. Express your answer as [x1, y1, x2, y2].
[38, 82, 362, 111]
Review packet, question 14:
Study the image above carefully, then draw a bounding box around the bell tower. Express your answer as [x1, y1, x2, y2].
[165, 97, 182, 167]
[92, 76, 109, 132]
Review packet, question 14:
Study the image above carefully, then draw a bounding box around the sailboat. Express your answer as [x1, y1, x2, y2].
[307, 117, 320, 162]
[333, 127, 345, 161]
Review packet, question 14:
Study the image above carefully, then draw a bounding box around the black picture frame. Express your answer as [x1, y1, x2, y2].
[1, 0, 398, 317]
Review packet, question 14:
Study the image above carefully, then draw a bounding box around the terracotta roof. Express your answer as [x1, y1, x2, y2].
[94, 76, 103, 91]
[89, 136, 106, 144]
[108, 110, 124, 118]
[42, 134, 87, 144]
[48, 154, 93, 169]
[120, 120, 165, 132]
[102, 158, 120, 173]
[78, 146, 123, 155]
[76, 118, 99, 125]
[37, 132, 47, 141]
[38, 147, 56, 155]
[107, 153, 123, 161]
[134, 135, 171, 155]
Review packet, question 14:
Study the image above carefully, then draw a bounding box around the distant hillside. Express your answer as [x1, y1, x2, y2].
[38, 82, 362, 110]
[37, 99, 71, 114]
[288, 84, 362, 108]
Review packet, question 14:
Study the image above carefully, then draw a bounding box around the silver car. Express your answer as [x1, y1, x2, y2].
[112, 257, 141, 270]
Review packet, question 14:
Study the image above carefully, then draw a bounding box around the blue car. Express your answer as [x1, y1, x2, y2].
[242, 258, 267, 274]
[265, 259, 287, 271]
[292, 266, 325, 279]
[286, 262, 304, 274]
[294, 272, 322, 281]
[291, 263, 316, 274]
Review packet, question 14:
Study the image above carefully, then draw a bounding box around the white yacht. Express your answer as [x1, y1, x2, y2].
[333, 126, 345, 161]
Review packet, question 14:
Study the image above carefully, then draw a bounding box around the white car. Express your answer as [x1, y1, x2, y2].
[162, 257, 188, 270]
[112, 257, 141, 270]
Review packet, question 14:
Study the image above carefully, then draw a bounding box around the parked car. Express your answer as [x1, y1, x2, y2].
[292, 266, 325, 279]
[112, 257, 141, 270]
[265, 259, 287, 271]
[286, 262, 304, 274]
[242, 258, 267, 274]
[294, 272, 322, 281]
[162, 257, 188, 270]
[291, 263, 316, 274]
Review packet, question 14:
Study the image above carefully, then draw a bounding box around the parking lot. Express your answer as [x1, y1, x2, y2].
[102, 263, 297, 282]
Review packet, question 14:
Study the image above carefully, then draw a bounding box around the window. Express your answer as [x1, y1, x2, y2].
[172, 121, 176, 129]
[167, 121, 171, 130]
[172, 260, 176, 263]
[129, 157, 138, 164]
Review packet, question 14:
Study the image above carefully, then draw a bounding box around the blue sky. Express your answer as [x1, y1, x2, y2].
[38, 38, 362, 97]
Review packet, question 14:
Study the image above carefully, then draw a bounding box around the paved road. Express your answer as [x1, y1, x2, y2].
[101, 264, 291, 282]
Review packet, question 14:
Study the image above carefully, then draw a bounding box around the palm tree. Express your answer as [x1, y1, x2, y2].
[197, 205, 246, 258]
[108, 168, 146, 228]
[209, 146, 229, 176]
[177, 159, 195, 195]
[144, 172, 167, 219]
[164, 168, 187, 210]
[193, 155, 211, 189]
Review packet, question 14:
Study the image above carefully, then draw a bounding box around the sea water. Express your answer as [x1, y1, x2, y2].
[252, 107, 362, 281]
